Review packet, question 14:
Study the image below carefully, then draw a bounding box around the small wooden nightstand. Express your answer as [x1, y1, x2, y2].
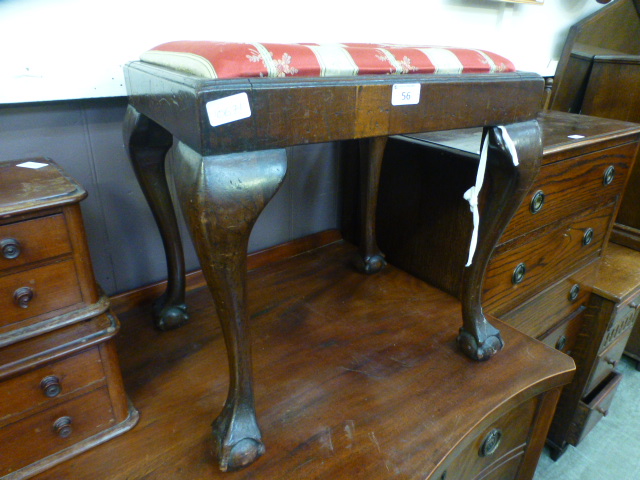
[0, 158, 138, 479]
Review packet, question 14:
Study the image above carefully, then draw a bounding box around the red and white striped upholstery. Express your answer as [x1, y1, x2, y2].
[141, 42, 516, 79]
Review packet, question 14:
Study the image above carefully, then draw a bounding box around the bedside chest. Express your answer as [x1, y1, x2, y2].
[0, 158, 138, 479]
[371, 111, 640, 459]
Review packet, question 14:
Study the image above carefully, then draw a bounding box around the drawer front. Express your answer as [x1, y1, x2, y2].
[435, 397, 536, 480]
[0, 348, 105, 426]
[484, 203, 614, 316]
[501, 143, 634, 243]
[497, 272, 589, 339]
[0, 386, 115, 477]
[586, 328, 632, 394]
[573, 372, 622, 445]
[539, 307, 584, 356]
[601, 297, 640, 353]
[0, 259, 83, 329]
[0, 214, 72, 272]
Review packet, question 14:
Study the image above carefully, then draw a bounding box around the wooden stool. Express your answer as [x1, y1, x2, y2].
[123, 41, 544, 471]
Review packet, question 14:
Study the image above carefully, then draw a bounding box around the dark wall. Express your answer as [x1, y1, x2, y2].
[0, 98, 342, 295]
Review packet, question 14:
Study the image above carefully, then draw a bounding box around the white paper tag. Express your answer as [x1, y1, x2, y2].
[16, 161, 48, 169]
[391, 84, 421, 106]
[568, 134, 585, 139]
[206, 92, 252, 127]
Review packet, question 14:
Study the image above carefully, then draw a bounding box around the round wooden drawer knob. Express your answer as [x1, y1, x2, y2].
[604, 357, 619, 368]
[13, 286, 34, 308]
[53, 416, 73, 438]
[1, 238, 21, 260]
[40, 375, 62, 398]
[479, 428, 502, 457]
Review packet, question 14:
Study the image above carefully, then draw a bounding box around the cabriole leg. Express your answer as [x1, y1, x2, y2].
[123, 105, 188, 330]
[457, 121, 542, 361]
[355, 136, 388, 274]
[169, 141, 287, 471]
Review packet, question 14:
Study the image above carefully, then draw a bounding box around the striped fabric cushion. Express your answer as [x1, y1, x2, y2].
[141, 42, 516, 79]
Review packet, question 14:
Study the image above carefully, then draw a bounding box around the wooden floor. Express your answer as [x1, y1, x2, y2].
[31, 238, 572, 480]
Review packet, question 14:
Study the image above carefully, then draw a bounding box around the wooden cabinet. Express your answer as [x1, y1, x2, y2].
[0, 159, 138, 479]
[372, 111, 640, 459]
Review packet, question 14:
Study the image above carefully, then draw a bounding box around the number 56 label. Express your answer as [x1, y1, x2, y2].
[391, 83, 421, 106]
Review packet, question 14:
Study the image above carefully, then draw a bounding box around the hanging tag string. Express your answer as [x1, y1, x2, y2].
[464, 126, 519, 267]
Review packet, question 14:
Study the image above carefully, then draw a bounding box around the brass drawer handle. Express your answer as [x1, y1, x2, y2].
[569, 284, 580, 302]
[512, 263, 526, 285]
[556, 335, 568, 352]
[53, 416, 73, 438]
[583, 228, 594, 246]
[13, 287, 34, 308]
[603, 165, 615, 186]
[479, 428, 502, 457]
[530, 190, 545, 214]
[40, 375, 62, 398]
[1, 238, 21, 260]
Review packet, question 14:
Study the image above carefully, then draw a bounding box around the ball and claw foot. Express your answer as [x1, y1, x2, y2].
[152, 294, 188, 331]
[457, 328, 504, 361]
[215, 437, 265, 472]
[354, 254, 387, 275]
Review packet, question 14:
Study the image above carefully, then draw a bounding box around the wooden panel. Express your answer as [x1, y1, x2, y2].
[484, 203, 615, 316]
[0, 386, 115, 477]
[0, 259, 82, 329]
[0, 214, 72, 271]
[0, 348, 105, 427]
[501, 142, 634, 243]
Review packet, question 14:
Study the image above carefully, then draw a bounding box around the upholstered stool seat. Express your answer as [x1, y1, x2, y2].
[124, 40, 544, 472]
[141, 41, 515, 79]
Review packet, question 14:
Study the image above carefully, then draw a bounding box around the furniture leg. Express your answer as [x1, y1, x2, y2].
[169, 141, 287, 471]
[457, 121, 542, 361]
[355, 136, 388, 274]
[123, 105, 188, 330]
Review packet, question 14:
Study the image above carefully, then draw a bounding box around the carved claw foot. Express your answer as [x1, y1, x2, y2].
[211, 408, 265, 471]
[457, 327, 504, 361]
[354, 253, 388, 275]
[152, 294, 188, 331]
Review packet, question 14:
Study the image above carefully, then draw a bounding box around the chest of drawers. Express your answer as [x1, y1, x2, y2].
[370, 111, 640, 459]
[0, 158, 138, 479]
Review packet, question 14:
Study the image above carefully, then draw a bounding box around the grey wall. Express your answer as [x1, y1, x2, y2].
[0, 98, 341, 295]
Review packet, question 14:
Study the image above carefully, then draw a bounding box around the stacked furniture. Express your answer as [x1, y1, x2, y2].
[122, 41, 574, 477]
[373, 111, 640, 458]
[0, 159, 137, 479]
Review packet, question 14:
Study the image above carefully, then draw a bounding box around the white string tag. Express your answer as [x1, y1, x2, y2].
[464, 126, 519, 267]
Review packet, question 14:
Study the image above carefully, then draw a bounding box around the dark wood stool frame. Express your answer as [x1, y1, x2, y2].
[123, 61, 543, 471]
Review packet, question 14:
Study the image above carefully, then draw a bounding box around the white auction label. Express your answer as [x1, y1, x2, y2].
[16, 161, 48, 169]
[391, 83, 421, 106]
[206, 92, 252, 127]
